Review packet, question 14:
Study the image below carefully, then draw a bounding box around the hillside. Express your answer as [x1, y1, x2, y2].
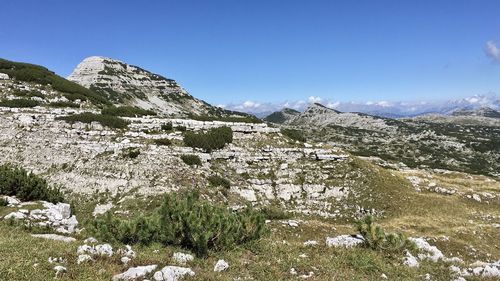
[68, 56, 241, 118]
[265, 103, 500, 178]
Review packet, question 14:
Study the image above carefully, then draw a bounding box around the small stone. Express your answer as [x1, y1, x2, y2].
[214, 259, 229, 272]
[172, 252, 194, 265]
[153, 266, 195, 281]
[112, 265, 157, 281]
[54, 265, 66, 278]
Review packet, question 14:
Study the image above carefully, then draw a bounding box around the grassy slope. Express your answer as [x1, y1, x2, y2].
[0, 158, 498, 280]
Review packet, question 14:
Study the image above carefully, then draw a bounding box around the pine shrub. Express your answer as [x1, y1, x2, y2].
[356, 215, 414, 252]
[0, 197, 8, 206]
[0, 164, 63, 203]
[56, 113, 130, 129]
[154, 138, 172, 146]
[90, 192, 267, 257]
[281, 128, 306, 142]
[123, 148, 140, 159]
[0, 99, 40, 108]
[180, 155, 202, 166]
[183, 126, 233, 152]
[161, 122, 173, 131]
[101, 106, 156, 117]
[208, 175, 230, 189]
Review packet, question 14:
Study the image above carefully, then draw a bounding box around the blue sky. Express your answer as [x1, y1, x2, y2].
[1, 0, 500, 107]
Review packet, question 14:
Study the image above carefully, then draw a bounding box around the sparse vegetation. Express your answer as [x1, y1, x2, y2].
[90, 191, 267, 257]
[56, 113, 130, 129]
[0, 197, 8, 206]
[0, 58, 110, 105]
[0, 99, 40, 108]
[161, 122, 173, 131]
[356, 215, 415, 253]
[48, 101, 80, 108]
[208, 175, 230, 189]
[183, 126, 233, 152]
[153, 138, 172, 146]
[180, 154, 202, 166]
[101, 106, 156, 117]
[189, 114, 262, 124]
[122, 148, 140, 159]
[281, 128, 306, 142]
[0, 164, 63, 203]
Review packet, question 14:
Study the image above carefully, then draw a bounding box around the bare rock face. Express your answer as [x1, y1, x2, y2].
[67, 56, 224, 117]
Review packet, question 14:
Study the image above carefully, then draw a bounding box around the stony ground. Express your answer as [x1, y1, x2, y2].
[0, 106, 499, 280]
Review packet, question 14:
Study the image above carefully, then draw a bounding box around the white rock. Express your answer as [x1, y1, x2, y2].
[381, 273, 388, 279]
[93, 202, 113, 217]
[53, 265, 66, 277]
[84, 237, 98, 244]
[118, 245, 136, 258]
[121, 256, 131, 265]
[325, 235, 364, 248]
[287, 220, 299, 227]
[95, 244, 113, 257]
[214, 259, 229, 272]
[303, 240, 318, 246]
[172, 252, 194, 265]
[31, 234, 76, 243]
[409, 237, 444, 262]
[300, 271, 314, 279]
[112, 265, 158, 281]
[403, 251, 420, 267]
[153, 266, 195, 281]
[290, 268, 297, 275]
[4, 211, 27, 220]
[77, 254, 93, 264]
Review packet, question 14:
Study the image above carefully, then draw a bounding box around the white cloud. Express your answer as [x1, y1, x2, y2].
[485, 41, 500, 62]
[308, 96, 323, 103]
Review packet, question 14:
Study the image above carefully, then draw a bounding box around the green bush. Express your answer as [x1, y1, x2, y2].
[261, 204, 292, 220]
[56, 113, 130, 129]
[208, 175, 230, 189]
[281, 128, 306, 142]
[101, 106, 156, 117]
[0, 59, 109, 106]
[161, 122, 173, 131]
[356, 215, 415, 252]
[122, 148, 140, 159]
[90, 191, 267, 257]
[48, 101, 80, 108]
[183, 126, 233, 152]
[0, 99, 40, 108]
[0, 197, 8, 206]
[176, 125, 187, 132]
[154, 138, 172, 146]
[188, 114, 262, 124]
[0, 164, 63, 203]
[180, 155, 202, 166]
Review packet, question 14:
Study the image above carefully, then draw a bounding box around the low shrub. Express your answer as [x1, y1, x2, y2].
[154, 138, 172, 146]
[101, 106, 157, 117]
[123, 148, 140, 159]
[161, 122, 173, 131]
[48, 101, 80, 108]
[281, 128, 306, 142]
[356, 215, 415, 252]
[176, 125, 187, 132]
[0, 197, 8, 206]
[180, 155, 202, 166]
[261, 204, 292, 220]
[90, 191, 267, 257]
[208, 175, 230, 189]
[0, 164, 63, 203]
[183, 126, 233, 152]
[56, 113, 130, 129]
[0, 99, 40, 108]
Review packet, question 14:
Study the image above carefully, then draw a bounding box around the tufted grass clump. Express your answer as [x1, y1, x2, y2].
[183, 126, 233, 152]
[90, 191, 267, 257]
[356, 215, 415, 253]
[180, 155, 202, 166]
[0, 164, 63, 203]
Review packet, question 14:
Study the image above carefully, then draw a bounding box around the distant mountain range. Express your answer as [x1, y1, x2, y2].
[226, 94, 500, 118]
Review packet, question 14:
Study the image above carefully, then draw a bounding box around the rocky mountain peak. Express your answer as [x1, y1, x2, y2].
[67, 56, 223, 117]
[451, 106, 500, 119]
[303, 103, 340, 116]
